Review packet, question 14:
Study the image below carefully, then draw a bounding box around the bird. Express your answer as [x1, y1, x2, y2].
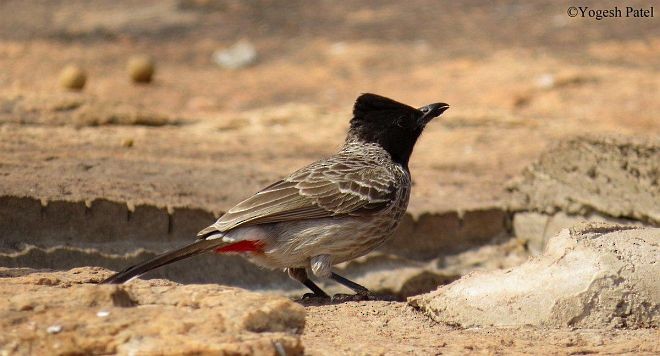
[102, 93, 449, 300]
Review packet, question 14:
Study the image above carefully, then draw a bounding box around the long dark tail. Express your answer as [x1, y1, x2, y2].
[101, 239, 223, 284]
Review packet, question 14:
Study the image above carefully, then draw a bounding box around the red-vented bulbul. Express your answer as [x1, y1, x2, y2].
[102, 93, 449, 300]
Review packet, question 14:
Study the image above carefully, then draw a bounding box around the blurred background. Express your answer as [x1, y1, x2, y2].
[0, 0, 658, 297]
[1, 0, 658, 116]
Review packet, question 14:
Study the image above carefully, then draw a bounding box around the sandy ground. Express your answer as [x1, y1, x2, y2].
[1, 0, 658, 215]
[302, 301, 660, 355]
[2, 267, 658, 355]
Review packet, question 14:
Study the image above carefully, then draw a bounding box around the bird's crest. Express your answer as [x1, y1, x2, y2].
[352, 93, 418, 121]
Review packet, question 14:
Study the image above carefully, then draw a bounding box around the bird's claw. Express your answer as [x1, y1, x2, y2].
[300, 292, 330, 301]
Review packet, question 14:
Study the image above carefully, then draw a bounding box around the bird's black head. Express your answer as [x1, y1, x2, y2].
[347, 93, 449, 167]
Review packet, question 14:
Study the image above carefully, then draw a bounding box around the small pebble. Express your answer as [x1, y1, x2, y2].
[46, 325, 62, 334]
[19, 303, 34, 311]
[59, 65, 86, 91]
[213, 40, 257, 69]
[121, 138, 134, 148]
[96, 310, 110, 318]
[127, 55, 155, 83]
[535, 73, 555, 89]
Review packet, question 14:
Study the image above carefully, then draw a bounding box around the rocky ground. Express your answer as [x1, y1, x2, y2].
[0, 267, 305, 355]
[1, 0, 659, 354]
[2, 259, 658, 355]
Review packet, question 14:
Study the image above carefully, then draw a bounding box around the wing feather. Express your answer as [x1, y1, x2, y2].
[203, 155, 400, 234]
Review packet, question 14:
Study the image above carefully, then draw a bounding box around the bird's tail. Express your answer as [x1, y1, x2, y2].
[101, 238, 223, 284]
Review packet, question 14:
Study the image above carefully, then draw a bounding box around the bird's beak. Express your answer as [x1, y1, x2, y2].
[417, 102, 449, 127]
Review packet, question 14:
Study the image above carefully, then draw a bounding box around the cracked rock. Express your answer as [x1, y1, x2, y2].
[409, 223, 660, 328]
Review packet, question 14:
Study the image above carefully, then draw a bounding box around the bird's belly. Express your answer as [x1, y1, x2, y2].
[247, 214, 401, 269]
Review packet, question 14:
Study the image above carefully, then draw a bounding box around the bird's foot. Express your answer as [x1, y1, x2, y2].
[300, 292, 330, 301]
[331, 292, 396, 302]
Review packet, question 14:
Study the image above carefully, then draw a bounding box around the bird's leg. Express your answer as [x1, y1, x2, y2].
[309, 255, 374, 302]
[308, 255, 390, 302]
[330, 272, 369, 294]
[330, 273, 397, 302]
[286, 267, 329, 299]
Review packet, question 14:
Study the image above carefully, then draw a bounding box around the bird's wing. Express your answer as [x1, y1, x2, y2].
[201, 157, 399, 235]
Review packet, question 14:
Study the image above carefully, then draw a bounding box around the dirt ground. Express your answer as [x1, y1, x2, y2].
[1, 0, 658, 214]
[302, 301, 660, 355]
[1, 0, 658, 354]
[3, 267, 658, 355]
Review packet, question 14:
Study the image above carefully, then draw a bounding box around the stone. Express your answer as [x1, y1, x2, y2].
[58, 65, 86, 91]
[410, 224, 660, 328]
[127, 55, 155, 83]
[508, 135, 660, 225]
[512, 211, 549, 254]
[213, 40, 257, 69]
[0, 267, 305, 355]
[513, 211, 645, 255]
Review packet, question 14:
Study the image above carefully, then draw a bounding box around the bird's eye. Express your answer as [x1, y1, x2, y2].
[420, 107, 430, 113]
[395, 116, 409, 128]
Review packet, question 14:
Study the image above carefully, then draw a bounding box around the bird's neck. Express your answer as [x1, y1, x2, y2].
[342, 136, 412, 170]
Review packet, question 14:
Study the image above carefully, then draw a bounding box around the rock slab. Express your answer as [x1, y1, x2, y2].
[0, 267, 305, 355]
[409, 224, 660, 328]
[508, 135, 660, 225]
